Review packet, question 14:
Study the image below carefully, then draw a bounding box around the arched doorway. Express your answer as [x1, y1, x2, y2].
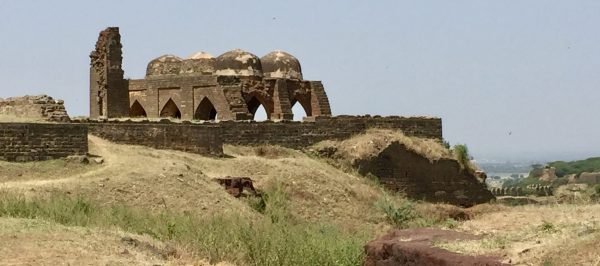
[160, 99, 181, 119]
[291, 99, 311, 121]
[194, 97, 217, 120]
[247, 96, 269, 121]
[129, 100, 147, 118]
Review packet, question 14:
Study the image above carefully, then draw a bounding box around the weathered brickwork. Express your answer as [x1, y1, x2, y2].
[356, 142, 493, 206]
[219, 116, 442, 147]
[0, 95, 70, 122]
[0, 123, 88, 162]
[87, 123, 223, 156]
[81, 116, 441, 151]
[89, 27, 129, 118]
[89, 27, 332, 121]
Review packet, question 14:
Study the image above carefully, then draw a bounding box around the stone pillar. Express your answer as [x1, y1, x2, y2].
[308, 81, 332, 117]
[270, 79, 293, 120]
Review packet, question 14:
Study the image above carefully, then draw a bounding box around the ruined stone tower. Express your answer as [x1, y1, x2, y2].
[89, 27, 129, 118]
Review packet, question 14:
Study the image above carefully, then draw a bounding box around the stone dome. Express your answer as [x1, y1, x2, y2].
[180, 51, 216, 75]
[146, 55, 183, 77]
[188, 51, 214, 60]
[215, 49, 262, 77]
[261, 50, 303, 80]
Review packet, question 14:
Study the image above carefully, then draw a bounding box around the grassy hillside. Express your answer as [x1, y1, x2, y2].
[0, 135, 415, 265]
[548, 157, 600, 177]
[1, 134, 599, 265]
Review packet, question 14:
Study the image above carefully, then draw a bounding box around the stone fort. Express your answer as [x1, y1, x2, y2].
[0, 27, 497, 206]
[90, 27, 331, 121]
[1, 27, 444, 161]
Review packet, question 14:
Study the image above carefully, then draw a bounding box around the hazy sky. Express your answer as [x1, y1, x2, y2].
[0, 1, 598, 162]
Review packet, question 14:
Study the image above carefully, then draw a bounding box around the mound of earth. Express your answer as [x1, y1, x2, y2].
[313, 129, 494, 206]
[0, 135, 395, 230]
[364, 228, 507, 266]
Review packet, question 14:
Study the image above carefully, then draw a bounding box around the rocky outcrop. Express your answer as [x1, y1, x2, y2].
[538, 167, 557, 182]
[364, 228, 507, 266]
[314, 130, 494, 207]
[213, 177, 260, 197]
[0, 95, 70, 122]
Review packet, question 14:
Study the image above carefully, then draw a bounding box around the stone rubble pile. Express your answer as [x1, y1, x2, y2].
[0, 94, 70, 122]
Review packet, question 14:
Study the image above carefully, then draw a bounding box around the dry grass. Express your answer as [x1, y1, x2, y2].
[2, 134, 599, 265]
[0, 135, 392, 231]
[1, 136, 253, 216]
[0, 217, 205, 265]
[434, 203, 600, 265]
[313, 129, 452, 162]
[0, 159, 100, 183]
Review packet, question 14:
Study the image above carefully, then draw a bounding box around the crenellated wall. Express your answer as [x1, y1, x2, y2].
[0, 123, 88, 162]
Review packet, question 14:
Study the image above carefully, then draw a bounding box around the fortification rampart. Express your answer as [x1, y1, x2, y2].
[219, 116, 442, 147]
[0, 123, 88, 162]
[87, 123, 223, 156]
[79, 116, 441, 153]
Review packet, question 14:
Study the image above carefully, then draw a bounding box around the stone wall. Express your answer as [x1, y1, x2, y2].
[87, 123, 223, 156]
[350, 142, 492, 206]
[81, 116, 441, 152]
[0, 123, 88, 162]
[0, 95, 70, 122]
[218, 116, 442, 147]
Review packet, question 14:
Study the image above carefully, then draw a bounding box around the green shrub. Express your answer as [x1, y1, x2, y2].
[539, 220, 557, 233]
[548, 157, 600, 177]
[452, 144, 471, 171]
[442, 140, 451, 150]
[377, 195, 418, 228]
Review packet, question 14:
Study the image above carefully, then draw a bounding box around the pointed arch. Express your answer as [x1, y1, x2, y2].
[129, 100, 147, 118]
[291, 98, 312, 121]
[160, 99, 181, 119]
[194, 97, 217, 120]
[247, 96, 269, 120]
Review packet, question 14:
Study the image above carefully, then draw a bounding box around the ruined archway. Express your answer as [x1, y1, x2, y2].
[129, 100, 147, 118]
[247, 96, 270, 120]
[194, 97, 217, 120]
[291, 98, 312, 121]
[160, 99, 181, 119]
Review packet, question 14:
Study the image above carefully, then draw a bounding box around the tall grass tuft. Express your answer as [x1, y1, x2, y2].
[376, 193, 418, 228]
[0, 190, 367, 266]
